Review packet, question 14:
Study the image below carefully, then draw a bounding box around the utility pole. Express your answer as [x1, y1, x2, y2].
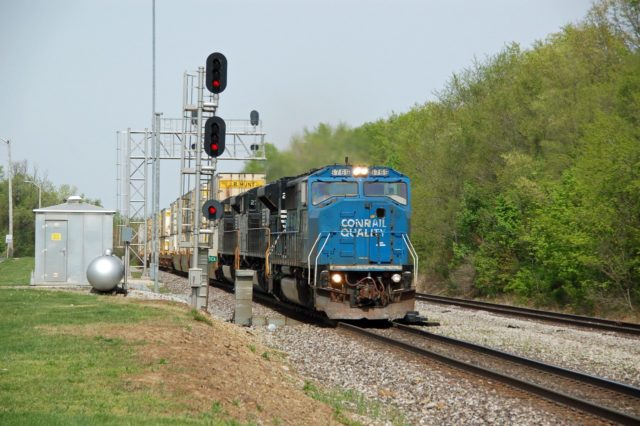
[150, 0, 160, 292]
[1, 137, 13, 258]
[25, 180, 42, 209]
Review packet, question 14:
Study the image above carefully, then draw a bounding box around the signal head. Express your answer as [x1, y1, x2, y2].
[206, 52, 227, 94]
[204, 116, 226, 158]
[250, 110, 259, 126]
[202, 200, 223, 221]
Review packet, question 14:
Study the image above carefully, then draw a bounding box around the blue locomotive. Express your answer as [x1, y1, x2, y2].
[216, 165, 418, 320]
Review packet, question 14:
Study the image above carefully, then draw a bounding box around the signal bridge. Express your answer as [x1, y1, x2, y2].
[115, 116, 265, 276]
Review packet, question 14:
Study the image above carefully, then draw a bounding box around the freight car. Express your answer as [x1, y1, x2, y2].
[216, 165, 418, 320]
[151, 174, 266, 273]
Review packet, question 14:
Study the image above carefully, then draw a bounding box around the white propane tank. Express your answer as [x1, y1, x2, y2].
[86, 249, 124, 292]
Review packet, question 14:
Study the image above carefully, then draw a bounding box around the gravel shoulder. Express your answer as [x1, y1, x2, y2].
[142, 272, 637, 425]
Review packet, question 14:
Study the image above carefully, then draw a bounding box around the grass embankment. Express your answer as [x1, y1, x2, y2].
[0, 290, 239, 425]
[0, 291, 399, 425]
[0, 257, 34, 286]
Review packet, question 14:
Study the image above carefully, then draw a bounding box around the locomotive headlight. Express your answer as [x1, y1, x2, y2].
[352, 166, 369, 177]
[331, 273, 343, 284]
[391, 273, 402, 283]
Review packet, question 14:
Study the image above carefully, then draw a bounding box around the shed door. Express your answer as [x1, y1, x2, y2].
[45, 220, 68, 282]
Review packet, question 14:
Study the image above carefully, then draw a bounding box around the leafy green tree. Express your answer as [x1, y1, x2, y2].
[238, 0, 640, 311]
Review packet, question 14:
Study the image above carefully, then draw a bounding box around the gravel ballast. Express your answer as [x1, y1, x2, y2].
[139, 272, 637, 424]
[421, 301, 640, 388]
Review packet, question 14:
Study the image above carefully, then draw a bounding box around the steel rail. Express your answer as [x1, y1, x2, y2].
[393, 322, 640, 398]
[416, 293, 640, 336]
[338, 322, 640, 426]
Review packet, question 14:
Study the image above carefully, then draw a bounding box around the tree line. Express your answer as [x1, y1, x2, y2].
[245, 0, 640, 313]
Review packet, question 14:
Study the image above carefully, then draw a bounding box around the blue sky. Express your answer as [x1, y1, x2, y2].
[0, 0, 594, 208]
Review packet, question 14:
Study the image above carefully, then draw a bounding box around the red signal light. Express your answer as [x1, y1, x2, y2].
[213, 80, 220, 88]
[211, 143, 218, 151]
[202, 199, 223, 221]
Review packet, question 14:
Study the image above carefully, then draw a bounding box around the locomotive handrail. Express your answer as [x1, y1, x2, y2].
[234, 230, 240, 269]
[268, 230, 298, 255]
[401, 233, 419, 287]
[268, 232, 282, 256]
[246, 227, 271, 277]
[221, 229, 242, 270]
[264, 228, 271, 277]
[312, 232, 333, 287]
[306, 232, 325, 286]
[219, 229, 241, 269]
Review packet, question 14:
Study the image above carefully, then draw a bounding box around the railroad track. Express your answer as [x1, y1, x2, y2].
[416, 293, 640, 336]
[339, 321, 640, 425]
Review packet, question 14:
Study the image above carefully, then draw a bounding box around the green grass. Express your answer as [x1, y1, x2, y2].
[0, 257, 34, 286]
[189, 308, 213, 325]
[0, 289, 247, 425]
[302, 381, 408, 426]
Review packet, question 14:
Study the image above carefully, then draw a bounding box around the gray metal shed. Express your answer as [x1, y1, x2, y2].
[32, 196, 115, 286]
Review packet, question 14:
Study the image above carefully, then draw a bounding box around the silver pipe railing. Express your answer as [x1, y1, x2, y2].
[312, 233, 333, 287]
[401, 234, 419, 287]
[306, 232, 326, 286]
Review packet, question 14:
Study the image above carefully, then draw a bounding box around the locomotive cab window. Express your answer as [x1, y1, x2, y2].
[364, 181, 408, 205]
[311, 181, 358, 205]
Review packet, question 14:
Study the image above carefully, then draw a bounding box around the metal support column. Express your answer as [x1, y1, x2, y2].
[189, 66, 207, 309]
